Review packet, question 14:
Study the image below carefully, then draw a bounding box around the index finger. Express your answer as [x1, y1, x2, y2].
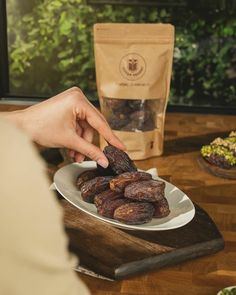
[82, 100, 126, 150]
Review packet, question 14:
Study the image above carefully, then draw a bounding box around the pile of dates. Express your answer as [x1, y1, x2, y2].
[76, 145, 170, 225]
[104, 98, 156, 132]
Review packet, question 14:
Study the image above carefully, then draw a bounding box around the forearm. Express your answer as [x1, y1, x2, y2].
[0, 108, 38, 143]
[0, 120, 90, 295]
[0, 110, 26, 130]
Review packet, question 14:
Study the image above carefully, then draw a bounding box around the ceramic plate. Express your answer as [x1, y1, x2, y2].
[54, 162, 195, 231]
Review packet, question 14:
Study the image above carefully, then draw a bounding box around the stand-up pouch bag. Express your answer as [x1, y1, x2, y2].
[94, 23, 175, 160]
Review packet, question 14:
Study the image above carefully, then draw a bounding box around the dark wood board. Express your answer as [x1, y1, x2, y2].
[61, 200, 224, 280]
[198, 156, 236, 180]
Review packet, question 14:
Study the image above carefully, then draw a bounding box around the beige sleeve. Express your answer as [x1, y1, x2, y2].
[0, 119, 90, 295]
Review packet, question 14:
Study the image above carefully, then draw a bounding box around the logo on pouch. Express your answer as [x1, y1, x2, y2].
[128, 58, 138, 72]
[119, 53, 146, 81]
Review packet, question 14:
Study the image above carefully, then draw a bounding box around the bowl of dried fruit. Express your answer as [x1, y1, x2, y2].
[217, 286, 236, 295]
[198, 131, 236, 179]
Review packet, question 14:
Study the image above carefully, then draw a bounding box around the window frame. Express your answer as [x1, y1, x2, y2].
[0, 0, 235, 114]
[0, 0, 9, 98]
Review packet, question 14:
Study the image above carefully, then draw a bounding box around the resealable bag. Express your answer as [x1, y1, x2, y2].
[94, 23, 174, 160]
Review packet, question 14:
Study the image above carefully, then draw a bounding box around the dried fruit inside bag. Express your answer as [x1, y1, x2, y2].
[104, 98, 156, 132]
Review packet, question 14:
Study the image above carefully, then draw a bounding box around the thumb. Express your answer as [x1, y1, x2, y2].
[67, 134, 109, 168]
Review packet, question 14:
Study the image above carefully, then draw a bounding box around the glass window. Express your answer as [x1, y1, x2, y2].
[6, 0, 236, 108]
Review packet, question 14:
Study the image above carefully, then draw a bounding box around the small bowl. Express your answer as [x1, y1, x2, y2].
[217, 286, 236, 295]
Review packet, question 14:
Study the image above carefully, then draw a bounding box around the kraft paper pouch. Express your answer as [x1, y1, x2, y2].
[94, 23, 174, 160]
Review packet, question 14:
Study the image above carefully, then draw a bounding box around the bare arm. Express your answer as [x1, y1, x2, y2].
[1, 87, 125, 167]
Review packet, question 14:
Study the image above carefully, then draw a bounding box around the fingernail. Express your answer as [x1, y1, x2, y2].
[117, 140, 126, 150]
[97, 158, 108, 168]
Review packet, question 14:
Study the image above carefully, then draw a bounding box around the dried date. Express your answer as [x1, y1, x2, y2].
[120, 120, 139, 132]
[141, 116, 156, 131]
[81, 176, 113, 203]
[96, 163, 116, 177]
[114, 202, 154, 225]
[121, 120, 155, 132]
[94, 189, 123, 208]
[110, 171, 152, 193]
[206, 154, 231, 169]
[153, 197, 170, 218]
[104, 145, 137, 174]
[124, 180, 165, 202]
[97, 198, 130, 218]
[130, 110, 150, 122]
[121, 111, 155, 132]
[128, 99, 145, 111]
[105, 98, 126, 112]
[108, 113, 129, 130]
[76, 169, 99, 189]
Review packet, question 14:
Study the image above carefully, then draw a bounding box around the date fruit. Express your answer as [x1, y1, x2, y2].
[130, 110, 150, 122]
[124, 180, 165, 202]
[96, 163, 116, 177]
[120, 121, 139, 132]
[104, 145, 137, 174]
[114, 202, 154, 225]
[108, 113, 129, 130]
[105, 98, 126, 112]
[153, 197, 170, 218]
[76, 169, 98, 189]
[110, 171, 152, 193]
[81, 176, 113, 203]
[97, 198, 130, 218]
[94, 189, 123, 208]
[141, 116, 156, 131]
[128, 99, 145, 111]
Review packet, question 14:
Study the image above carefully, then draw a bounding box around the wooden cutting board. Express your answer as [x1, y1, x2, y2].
[61, 200, 224, 280]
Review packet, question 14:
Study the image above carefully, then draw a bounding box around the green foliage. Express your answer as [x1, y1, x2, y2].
[172, 11, 236, 106]
[7, 0, 236, 106]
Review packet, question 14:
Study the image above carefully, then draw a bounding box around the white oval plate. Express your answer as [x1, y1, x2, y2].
[54, 162, 195, 231]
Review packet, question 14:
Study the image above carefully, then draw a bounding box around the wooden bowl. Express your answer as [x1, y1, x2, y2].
[198, 156, 236, 180]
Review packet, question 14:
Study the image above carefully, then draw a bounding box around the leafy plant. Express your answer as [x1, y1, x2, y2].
[7, 0, 236, 106]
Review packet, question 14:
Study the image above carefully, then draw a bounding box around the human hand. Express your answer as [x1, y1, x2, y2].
[6, 87, 125, 168]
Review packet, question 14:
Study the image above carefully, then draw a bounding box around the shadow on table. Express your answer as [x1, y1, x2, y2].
[184, 183, 236, 205]
[163, 131, 231, 156]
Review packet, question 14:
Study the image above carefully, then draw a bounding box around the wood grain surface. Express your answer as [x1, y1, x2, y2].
[1, 104, 236, 294]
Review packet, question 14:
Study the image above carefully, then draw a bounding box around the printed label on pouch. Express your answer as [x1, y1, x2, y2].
[119, 53, 146, 81]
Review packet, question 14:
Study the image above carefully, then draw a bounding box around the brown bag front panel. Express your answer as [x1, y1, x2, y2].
[94, 23, 174, 160]
[95, 42, 173, 100]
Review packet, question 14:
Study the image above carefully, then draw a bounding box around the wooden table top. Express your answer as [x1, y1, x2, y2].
[1, 104, 236, 295]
